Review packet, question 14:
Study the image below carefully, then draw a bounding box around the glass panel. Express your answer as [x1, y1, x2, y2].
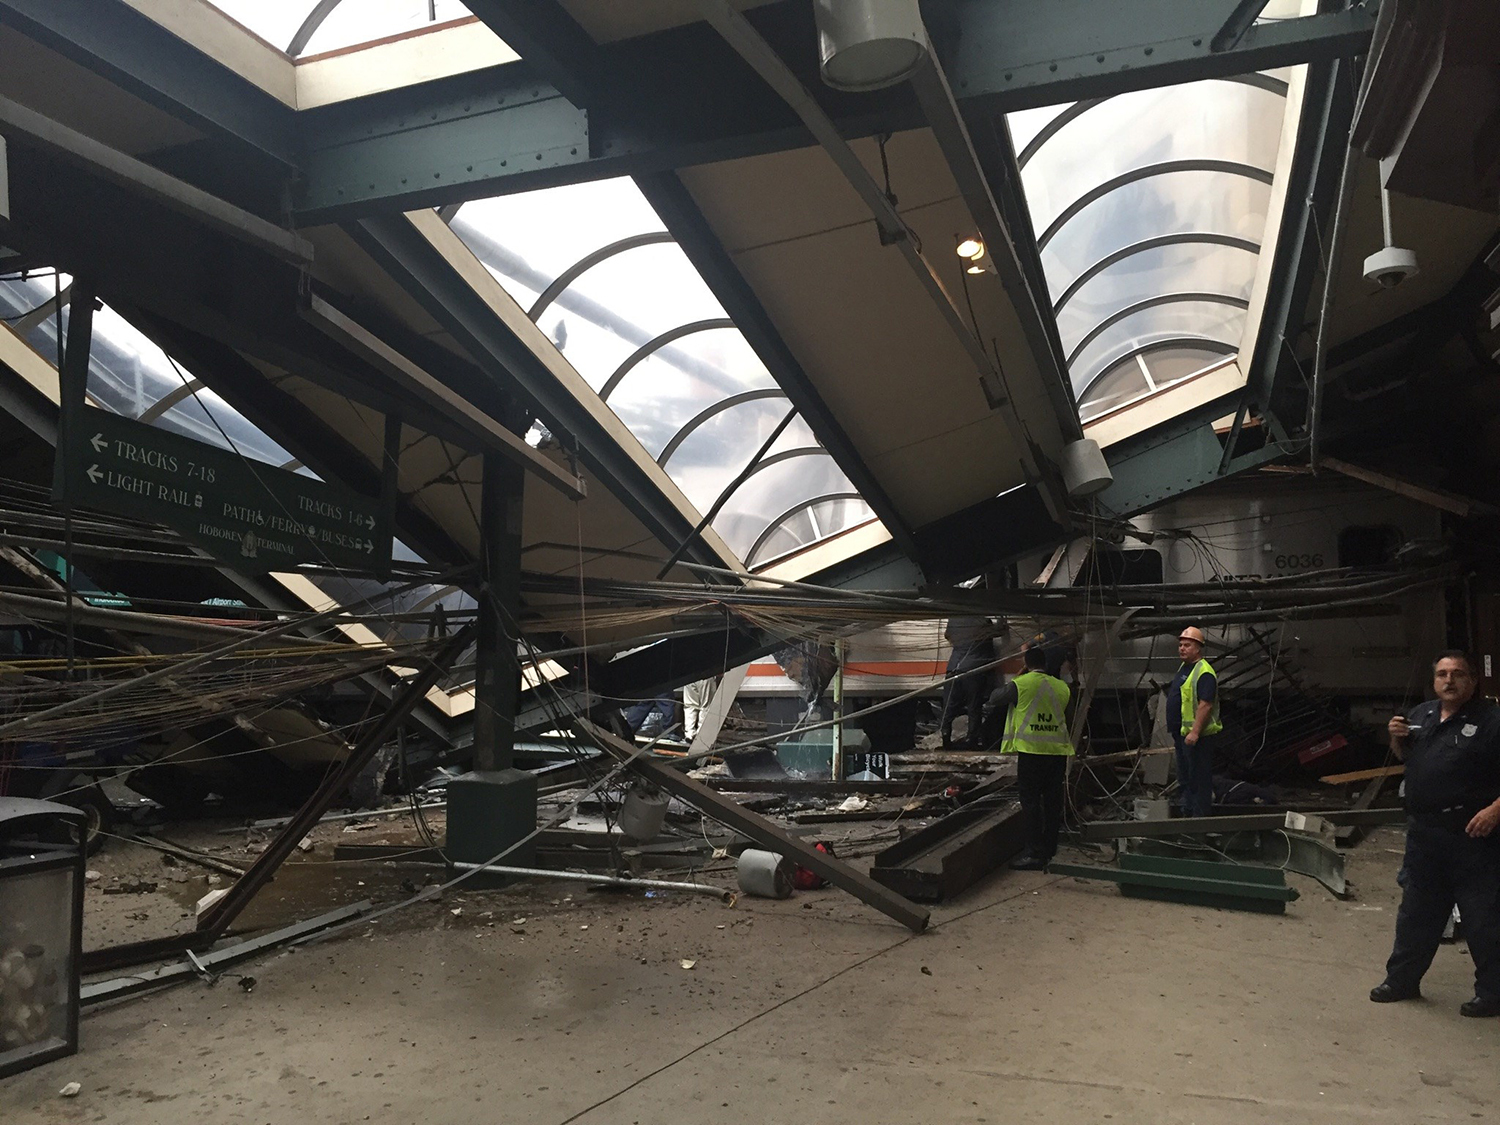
[299, 0, 478, 57]
[713, 455, 860, 562]
[1077, 357, 1154, 422]
[452, 179, 667, 309]
[607, 329, 780, 461]
[747, 497, 874, 569]
[1073, 301, 1243, 393]
[1007, 104, 1073, 157]
[202, 1, 313, 50]
[451, 177, 872, 568]
[765, 414, 821, 457]
[154, 385, 295, 466]
[1140, 346, 1232, 387]
[1041, 171, 1271, 299]
[535, 242, 727, 390]
[1020, 80, 1286, 235]
[655, 395, 794, 512]
[1057, 241, 1259, 355]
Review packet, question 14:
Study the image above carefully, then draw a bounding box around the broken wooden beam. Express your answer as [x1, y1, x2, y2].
[575, 718, 929, 932]
[1319, 764, 1404, 785]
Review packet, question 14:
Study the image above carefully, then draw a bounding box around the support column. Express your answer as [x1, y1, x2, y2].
[446, 452, 536, 872]
[472, 452, 523, 771]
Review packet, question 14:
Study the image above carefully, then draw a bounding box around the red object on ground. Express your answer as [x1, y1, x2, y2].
[793, 842, 835, 890]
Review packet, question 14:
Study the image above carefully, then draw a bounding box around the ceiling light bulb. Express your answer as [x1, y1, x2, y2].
[966, 264, 986, 275]
[956, 238, 984, 260]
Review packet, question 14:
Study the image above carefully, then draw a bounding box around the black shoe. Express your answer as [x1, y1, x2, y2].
[1459, 995, 1500, 1018]
[1369, 981, 1421, 1003]
[1009, 854, 1048, 871]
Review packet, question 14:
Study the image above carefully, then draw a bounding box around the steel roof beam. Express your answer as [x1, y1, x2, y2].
[910, 51, 1083, 444]
[636, 171, 922, 565]
[349, 211, 735, 573]
[0, 0, 298, 169]
[1244, 60, 1354, 408]
[292, 1, 1372, 221]
[937, 0, 1376, 115]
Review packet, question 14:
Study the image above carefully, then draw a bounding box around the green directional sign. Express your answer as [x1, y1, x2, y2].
[58, 405, 389, 574]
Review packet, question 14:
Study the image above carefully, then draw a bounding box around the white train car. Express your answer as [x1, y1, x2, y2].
[1022, 473, 1446, 710]
[735, 474, 1447, 732]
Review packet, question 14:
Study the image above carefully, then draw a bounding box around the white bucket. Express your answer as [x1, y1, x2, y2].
[618, 787, 670, 841]
[737, 849, 794, 898]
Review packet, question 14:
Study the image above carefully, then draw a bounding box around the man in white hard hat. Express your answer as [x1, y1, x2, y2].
[1172, 626, 1221, 818]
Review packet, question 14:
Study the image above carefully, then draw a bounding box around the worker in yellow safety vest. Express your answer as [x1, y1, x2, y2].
[1173, 626, 1222, 817]
[996, 645, 1073, 869]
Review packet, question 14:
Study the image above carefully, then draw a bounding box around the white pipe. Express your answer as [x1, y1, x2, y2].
[446, 861, 733, 901]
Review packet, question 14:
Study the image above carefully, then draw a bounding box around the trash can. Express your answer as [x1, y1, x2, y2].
[0, 797, 86, 1078]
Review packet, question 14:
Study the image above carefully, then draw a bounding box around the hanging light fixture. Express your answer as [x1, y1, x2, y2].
[814, 0, 930, 92]
[956, 237, 985, 261]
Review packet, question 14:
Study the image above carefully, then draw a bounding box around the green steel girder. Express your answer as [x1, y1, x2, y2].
[934, 0, 1376, 114]
[291, 0, 1375, 221]
[297, 67, 595, 220]
[1095, 398, 1295, 516]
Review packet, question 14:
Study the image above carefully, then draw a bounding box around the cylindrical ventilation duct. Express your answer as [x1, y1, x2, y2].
[814, 0, 930, 92]
[1060, 438, 1113, 499]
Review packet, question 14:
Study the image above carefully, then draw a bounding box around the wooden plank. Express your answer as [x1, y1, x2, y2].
[703, 778, 922, 796]
[1319, 764, 1404, 785]
[1320, 456, 1493, 517]
[576, 718, 929, 931]
[1034, 543, 1068, 586]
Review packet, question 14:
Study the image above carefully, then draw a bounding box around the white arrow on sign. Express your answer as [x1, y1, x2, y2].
[90, 433, 108, 453]
[365, 514, 376, 530]
[86, 464, 103, 484]
[363, 539, 373, 553]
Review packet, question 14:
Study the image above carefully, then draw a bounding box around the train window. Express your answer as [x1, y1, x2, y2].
[1074, 543, 1164, 586]
[1338, 525, 1403, 567]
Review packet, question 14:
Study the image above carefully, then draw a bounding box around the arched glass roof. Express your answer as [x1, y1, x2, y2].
[450, 178, 877, 570]
[202, 0, 484, 59]
[1008, 72, 1293, 422]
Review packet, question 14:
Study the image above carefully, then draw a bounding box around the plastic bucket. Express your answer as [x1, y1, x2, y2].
[617, 787, 670, 841]
[736, 849, 794, 898]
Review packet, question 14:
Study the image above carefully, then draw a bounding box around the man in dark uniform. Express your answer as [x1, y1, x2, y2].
[1371, 651, 1500, 1017]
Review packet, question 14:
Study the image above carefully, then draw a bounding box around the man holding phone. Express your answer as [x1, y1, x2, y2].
[1371, 651, 1500, 1017]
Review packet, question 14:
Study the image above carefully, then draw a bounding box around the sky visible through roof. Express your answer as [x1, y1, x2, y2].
[449, 178, 877, 569]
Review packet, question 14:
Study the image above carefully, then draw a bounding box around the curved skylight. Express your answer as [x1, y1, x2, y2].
[1009, 74, 1292, 421]
[204, 0, 481, 58]
[449, 178, 877, 569]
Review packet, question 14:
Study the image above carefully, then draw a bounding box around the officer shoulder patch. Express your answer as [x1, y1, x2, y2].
[1462, 723, 1479, 738]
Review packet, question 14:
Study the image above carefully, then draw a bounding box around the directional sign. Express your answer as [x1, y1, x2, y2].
[58, 405, 389, 574]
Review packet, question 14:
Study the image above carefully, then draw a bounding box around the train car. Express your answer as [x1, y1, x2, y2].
[731, 473, 1447, 764]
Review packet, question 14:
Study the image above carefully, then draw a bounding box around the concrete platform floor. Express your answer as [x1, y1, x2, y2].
[4, 825, 1496, 1122]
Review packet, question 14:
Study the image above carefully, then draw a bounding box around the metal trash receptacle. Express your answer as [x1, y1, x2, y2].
[0, 797, 86, 1078]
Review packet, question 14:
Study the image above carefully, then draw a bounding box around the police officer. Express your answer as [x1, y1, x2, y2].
[994, 645, 1073, 870]
[1172, 626, 1221, 817]
[1370, 651, 1500, 1017]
